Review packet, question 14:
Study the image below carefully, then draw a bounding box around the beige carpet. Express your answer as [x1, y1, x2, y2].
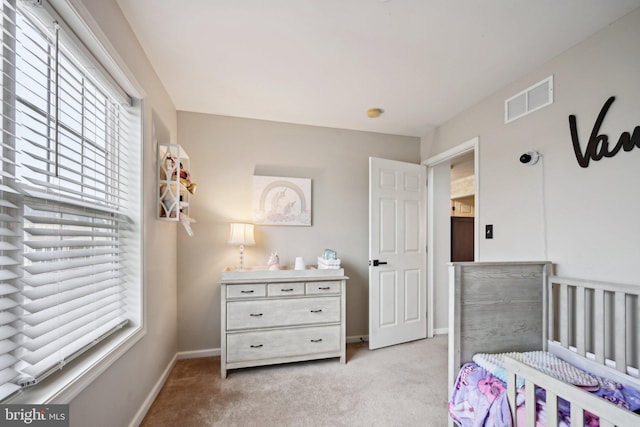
[141, 335, 449, 427]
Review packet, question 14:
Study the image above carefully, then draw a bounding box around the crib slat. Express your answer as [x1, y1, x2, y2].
[507, 370, 517, 426]
[570, 403, 584, 427]
[594, 288, 605, 364]
[546, 390, 558, 427]
[598, 420, 613, 427]
[560, 283, 569, 347]
[575, 286, 586, 356]
[547, 279, 554, 344]
[614, 291, 626, 373]
[506, 350, 640, 427]
[525, 379, 536, 427]
[637, 294, 640, 373]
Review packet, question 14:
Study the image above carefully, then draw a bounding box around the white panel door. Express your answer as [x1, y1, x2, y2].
[369, 157, 427, 350]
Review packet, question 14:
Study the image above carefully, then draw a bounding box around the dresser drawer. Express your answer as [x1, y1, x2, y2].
[227, 296, 340, 330]
[226, 284, 266, 299]
[306, 281, 341, 295]
[267, 282, 304, 296]
[226, 325, 341, 363]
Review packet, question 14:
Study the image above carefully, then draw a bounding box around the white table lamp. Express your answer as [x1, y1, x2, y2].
[228, 223, 255, 270]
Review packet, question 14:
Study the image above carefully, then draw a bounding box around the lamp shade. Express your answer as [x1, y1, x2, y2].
[228, 223, 255, 246]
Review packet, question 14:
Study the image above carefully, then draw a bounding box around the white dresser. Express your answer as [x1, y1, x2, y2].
[220, 268, 348, 378]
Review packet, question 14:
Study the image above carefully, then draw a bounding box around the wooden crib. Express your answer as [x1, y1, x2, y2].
[448, 261, 640, 426]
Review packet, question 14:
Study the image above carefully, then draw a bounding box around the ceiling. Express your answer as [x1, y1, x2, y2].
[116, 0, 640, 137]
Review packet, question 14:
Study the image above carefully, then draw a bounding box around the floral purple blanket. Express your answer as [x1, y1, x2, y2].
[449, 363, 511, 427]
[449, 362, 640, 427]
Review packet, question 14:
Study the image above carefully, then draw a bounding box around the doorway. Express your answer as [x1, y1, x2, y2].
[424, 137, 479, 337]
[450, 152, 475, 262]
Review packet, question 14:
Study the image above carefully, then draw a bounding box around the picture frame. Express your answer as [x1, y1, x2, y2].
[253, 175, 311, 226]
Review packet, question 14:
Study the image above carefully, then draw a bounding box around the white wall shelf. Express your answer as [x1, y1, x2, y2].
[157, 143, 193, 221]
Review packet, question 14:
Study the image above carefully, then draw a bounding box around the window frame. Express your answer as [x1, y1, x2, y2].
[2, 0, 145, 404]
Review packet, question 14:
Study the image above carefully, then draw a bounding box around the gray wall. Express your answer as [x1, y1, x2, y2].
[176, 112, 420, 352]
[423, 6, 640, 331]
[68, 1, 178, 426]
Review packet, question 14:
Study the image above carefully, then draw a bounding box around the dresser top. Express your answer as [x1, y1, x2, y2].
[221, 267, 347, 284]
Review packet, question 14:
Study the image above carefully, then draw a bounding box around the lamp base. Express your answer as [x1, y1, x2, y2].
[238, 244, 245, 270]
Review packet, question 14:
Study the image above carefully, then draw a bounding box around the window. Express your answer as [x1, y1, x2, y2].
[0, 0, 142, 401]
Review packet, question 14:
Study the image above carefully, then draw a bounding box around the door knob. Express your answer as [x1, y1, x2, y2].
[369, 260, 388, 267]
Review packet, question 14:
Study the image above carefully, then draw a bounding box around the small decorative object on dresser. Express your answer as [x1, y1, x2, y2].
[294, 256, 305, 270]
[267, 251, 280, 271]
[318, 248, 341, 269]
[220, 268, 348, 378]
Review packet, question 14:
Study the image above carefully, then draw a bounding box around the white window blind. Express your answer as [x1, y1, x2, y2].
[0, 0, 139, 400]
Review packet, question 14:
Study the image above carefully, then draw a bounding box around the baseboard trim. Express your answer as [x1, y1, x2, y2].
[177, 348, 220, 360]
[433, 328, 449, 335]
[129, 353, 177, 427]
[346, 335, 368, 344]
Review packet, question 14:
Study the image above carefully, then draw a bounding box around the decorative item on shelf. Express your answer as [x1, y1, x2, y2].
[228, 223, 255, 270]
[166, 154, 197, 194]
[174, 160, 196, 193]
[318, 249, 341, 269]
[179, 212, 196, 237]
[267, 251, 280, 271]
[158, 143, 197, 235]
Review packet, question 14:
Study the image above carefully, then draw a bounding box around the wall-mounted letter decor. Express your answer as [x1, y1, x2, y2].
[569, 96, 640, 168]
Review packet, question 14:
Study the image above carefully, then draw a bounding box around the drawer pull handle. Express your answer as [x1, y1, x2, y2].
[250, 344, 263, 348]
[310, 339, 323, 343]
[281, 288, 294, 292]
[240, 290, 255, 294]
[318, 286, 331, 290]
[249, 313, 263, 317]
[310, 309, 323, 313]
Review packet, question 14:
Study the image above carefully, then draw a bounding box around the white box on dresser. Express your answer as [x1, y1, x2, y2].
[220, 268, 348, 378]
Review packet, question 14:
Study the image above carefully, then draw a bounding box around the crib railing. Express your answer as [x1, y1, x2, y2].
[504, 356, 640, 427]
[547, 276, 640, 376]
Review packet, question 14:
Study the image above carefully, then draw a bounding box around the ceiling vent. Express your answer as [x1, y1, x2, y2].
[505, 75, 553, 123]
